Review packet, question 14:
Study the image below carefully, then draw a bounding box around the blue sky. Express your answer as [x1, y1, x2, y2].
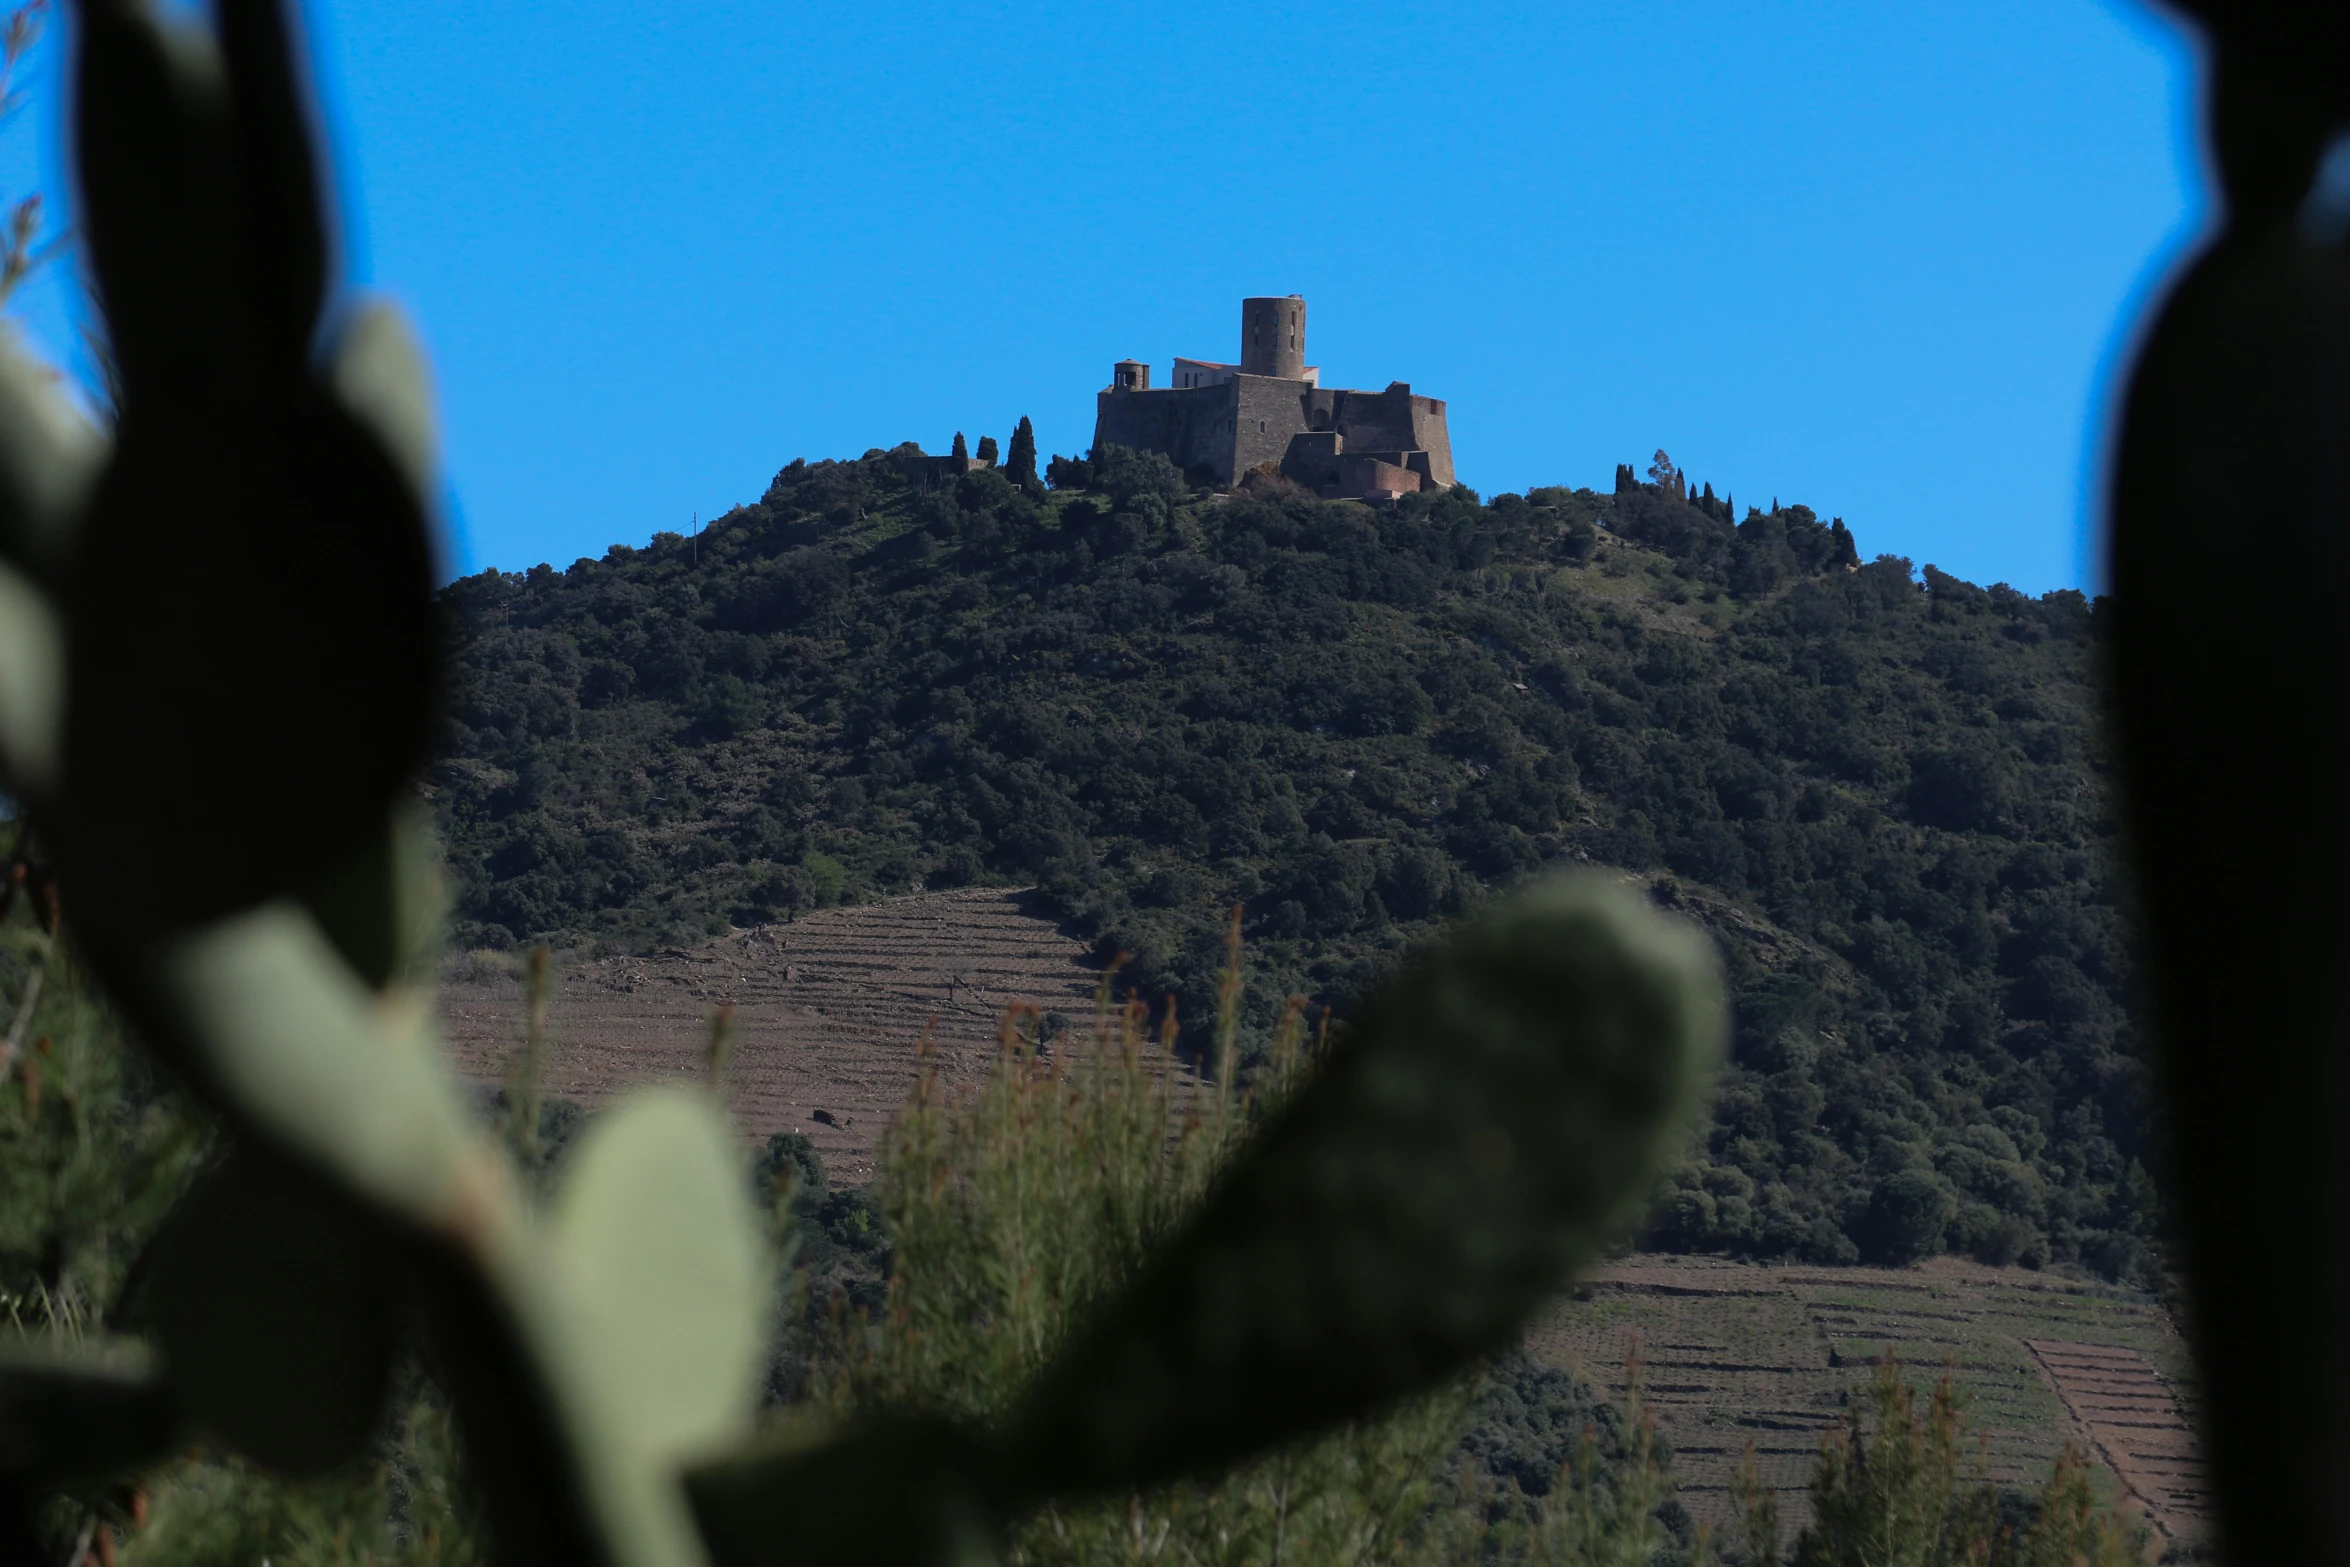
[0, 1, 2204, 592]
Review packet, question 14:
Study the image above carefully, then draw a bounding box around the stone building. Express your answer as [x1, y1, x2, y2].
[1092, 296, 1455, 500]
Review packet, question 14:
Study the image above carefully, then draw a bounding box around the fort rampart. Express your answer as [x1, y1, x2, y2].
[1092, 297, 1455, 500]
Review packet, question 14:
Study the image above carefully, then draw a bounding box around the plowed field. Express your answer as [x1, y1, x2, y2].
[2025, 1338, 2209, 1541]
[436, 887, 1103, 1183]
[1528, 1255, 2207, 1541]
[435, 896, 2206, 1541]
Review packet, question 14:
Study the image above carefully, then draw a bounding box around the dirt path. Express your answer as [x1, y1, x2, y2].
[2025, 1339, 2211, 1540]
[436, 887, 1103, 1183]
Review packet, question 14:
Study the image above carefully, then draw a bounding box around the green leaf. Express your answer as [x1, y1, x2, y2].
[144, 1146, 398, 1475]
[998, 872, 1724, 1499]
[71, 0, 235, 416]
[533, 1087, 772, 1567]
[687, 1420, 996, 1567]
[0, 562, 62, 803]
[544, 1087, 770, 1470]
[679, 875, 1721, 1555]
[297, 796, 448, 993]
[59, 0, 438, 942]
[325, 299, 439, 512]
[214, 0, 329, 359]
[147, 904, 483, 1226]
[0, 335, 104, 586]
[0, 1338, 177, 1488]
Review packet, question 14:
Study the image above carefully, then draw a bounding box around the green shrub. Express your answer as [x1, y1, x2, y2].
[812, 940, 1699, 1567]
[1734, 1359, 2151, 1567]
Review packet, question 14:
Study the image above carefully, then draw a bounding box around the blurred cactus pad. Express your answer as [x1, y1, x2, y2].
[0, 4, 1737, 1518]
[0, 0, 2216, 1557]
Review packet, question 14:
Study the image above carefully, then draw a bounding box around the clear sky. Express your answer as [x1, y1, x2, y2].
[0, 1, 2206, 593]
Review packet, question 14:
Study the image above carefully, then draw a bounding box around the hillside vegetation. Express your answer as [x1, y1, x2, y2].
[433, 447, 2150, 1280]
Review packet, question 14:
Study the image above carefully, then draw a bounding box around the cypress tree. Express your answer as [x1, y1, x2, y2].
[951, 431, 968, 460]
[1007, 415, 1038, 486]
[1831, 517, 1860, 567]
[977, 434, 1000, 465]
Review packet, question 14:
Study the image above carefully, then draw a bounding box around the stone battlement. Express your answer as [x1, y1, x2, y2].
[1093, 297, 1454, 500]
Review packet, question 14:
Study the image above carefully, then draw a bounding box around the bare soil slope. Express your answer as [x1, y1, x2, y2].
[2025, 1339, 2207, 1543]
[436, 887, 1102, 1182]
[1529, 1255, 2208, 1542]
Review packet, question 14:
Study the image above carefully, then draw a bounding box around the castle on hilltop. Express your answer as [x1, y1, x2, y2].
[1093, 296, 1455, 501]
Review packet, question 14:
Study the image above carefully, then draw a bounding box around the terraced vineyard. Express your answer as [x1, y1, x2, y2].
[436, 887, 1103, 1183]
[436, 893, 2206, 1544]
[1528, 1256, 2208, 1542]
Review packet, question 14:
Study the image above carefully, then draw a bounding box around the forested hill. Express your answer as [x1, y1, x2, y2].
[433, 447, 2152, 1282]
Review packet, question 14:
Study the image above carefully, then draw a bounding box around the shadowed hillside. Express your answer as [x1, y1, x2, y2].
[432, 447, 2148, 1281]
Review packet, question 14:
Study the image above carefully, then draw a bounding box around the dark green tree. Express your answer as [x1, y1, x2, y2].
[951, 431, 968, 460]
[430, 443, 2151, 1281]
[976, 434, 999, 465]
[1859, 1172, 1956, 1265]
[1006, 415, 1037, 487]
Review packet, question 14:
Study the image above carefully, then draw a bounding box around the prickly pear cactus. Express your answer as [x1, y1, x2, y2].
[2108, 7, 2350, 1561]
[0, 3, 1725, 1565]
[686, 875, 1722, 1567]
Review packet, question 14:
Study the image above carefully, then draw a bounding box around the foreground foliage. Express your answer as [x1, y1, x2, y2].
[1737, 1359, 2151, 1567]
[3, 3, 1722, 1556]
[2, 912, 2157, 1566]
[0, 844, 201, 1338]
[805, 936, 1699, 1567]
[4, 54, 1729, 1532]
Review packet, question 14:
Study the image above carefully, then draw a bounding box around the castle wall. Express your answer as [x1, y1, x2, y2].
[1282, 430, 1343, 489]
[1329, 385, 1419, 454]
[1172, 358, 1236, 390]
[1230, 374, 1317, 480]
[1295, 384, 1457, 488]
[1093, 296, 1454, 496]
[1094, 382, 1239, 482]
[894, 451, 995, 488]
[1407, 393, 1455, 488]
[1339, 455, 1421, 497]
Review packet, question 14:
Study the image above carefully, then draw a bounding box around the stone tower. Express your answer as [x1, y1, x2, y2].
[1240, 295, 1307, 380]
[1093, 295, 1453, 498]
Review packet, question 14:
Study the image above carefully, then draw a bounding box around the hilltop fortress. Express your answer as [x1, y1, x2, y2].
[1093, 296, 1455, 501]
